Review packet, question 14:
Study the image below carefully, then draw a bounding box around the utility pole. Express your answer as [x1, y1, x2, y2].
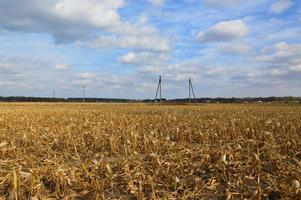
[189, 78, 196, 103]
[53, 89, 56, 99]
[154, 75, 162, 103]
[82, 85, 86, 102]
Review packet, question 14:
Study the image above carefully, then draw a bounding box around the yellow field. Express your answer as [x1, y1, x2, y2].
[0, 103, 300, 199]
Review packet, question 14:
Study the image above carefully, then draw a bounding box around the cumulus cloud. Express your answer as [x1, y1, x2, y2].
[236, 42, 301, 87]
[270, 69, 287, 75]
[229, 41, 301, 92]
[0, 62, 18, 74]
[139, 63, 198, 81]
[289, 65, 301, 72]
[118, 51, 170, 65]
[71, 72, 130, 90]
[148, 0, 166, 6]
[119, 52, 136, 64]
[54, 64, 69, 70]
[76, 72, 96, 79]
[0, 0, 168, 50]
[139, 61, 225, 82]
[0, 0, 123, 43]
[54, 0, 124, 28]
[82, 35, 171, 52]
[265, 27, 301, 41]
[270, 0, 293, 14]
[203, 0, 243, 6]
[204, 67, 225, 76]
[221, 43, 251, 54]
[256, 42, 301, 66]
[197, 20, 249, 42]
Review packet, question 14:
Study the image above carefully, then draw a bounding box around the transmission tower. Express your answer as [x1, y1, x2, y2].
[154, 76, 162, 102]
[188, 78, 196, 103]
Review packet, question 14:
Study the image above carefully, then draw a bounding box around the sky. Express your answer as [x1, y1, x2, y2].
[0, 0, 300, 99]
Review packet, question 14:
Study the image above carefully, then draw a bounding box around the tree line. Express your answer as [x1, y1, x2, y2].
[0, 96, 300, 103]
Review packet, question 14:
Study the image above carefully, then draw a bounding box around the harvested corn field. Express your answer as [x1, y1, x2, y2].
[0, 103, 301, 199]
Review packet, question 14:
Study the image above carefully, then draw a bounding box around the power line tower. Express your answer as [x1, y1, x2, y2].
[154, 75, 162, 102]
[82, 85, 86, 102]
[53, 89, 56, 99]
[188, 78, 196, 103]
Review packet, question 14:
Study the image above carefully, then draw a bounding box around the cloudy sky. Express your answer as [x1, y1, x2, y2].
[0, 0, 300, 98]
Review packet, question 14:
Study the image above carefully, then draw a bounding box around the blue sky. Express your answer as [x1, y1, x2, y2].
[0, 0, 300, 98]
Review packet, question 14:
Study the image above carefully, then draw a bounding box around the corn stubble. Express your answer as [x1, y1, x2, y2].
[0, 103, 300, 199]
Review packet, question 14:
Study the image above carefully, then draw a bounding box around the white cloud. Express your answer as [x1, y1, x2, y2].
[289, 64, 301, 72]
[118, 51, 170, 65]
[71, 72, 131, 89]
[197, 20, 249, 42]
[229, 42, 301, 91]
[148, 0, 166, 6]
[270, 68, 287, 75]
[221, 43, 251, 54]
[270, 0, 293, 14]
[0, 80, 20, 87]
[83, 35, 171, 52]
[260, 42, 289, 53]
[0, 0, 168, 48]
[76, 72, 96, 79]
[54, 0, 123, 28]
[256, 42, 301, 65]
[246, 42, 301, 84]
[0, 62, 15, 69]
[205, 67, 225, 76]
[0, 0, 124, 43]
[265, 27, 301, 41]
[139, 61, 225, 81]
[119, 52, 136, 63]
[0, 62, 18, 74]
[54, 63, 69, 70]
[233, 68, 288, 82]
[139, 62, 199, 81]
[203, 0, 243, 6]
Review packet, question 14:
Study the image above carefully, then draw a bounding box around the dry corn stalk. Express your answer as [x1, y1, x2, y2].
[0, 103, 300, 199]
